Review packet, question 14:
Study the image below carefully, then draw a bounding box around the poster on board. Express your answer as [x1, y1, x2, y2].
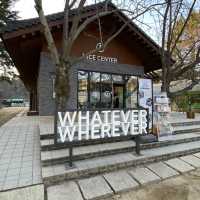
[154, 92, 173, 141]
[138, 78, 153, 130]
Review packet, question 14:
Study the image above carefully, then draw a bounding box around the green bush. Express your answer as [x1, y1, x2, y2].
[192, 103, 200, 109]
[172, 91, 200, 112]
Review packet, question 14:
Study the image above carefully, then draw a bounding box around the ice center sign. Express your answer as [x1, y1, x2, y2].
[82, 53, 118, 64]
[57, 109, 148, 143]
[86, 54, 118, 63]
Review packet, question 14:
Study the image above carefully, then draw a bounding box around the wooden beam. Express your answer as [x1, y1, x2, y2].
[2, 8, 102, 40]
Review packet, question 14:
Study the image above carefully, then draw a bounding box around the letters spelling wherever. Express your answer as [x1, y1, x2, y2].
[57, 110, 147, 143]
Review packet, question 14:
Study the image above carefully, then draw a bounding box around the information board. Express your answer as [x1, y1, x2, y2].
[138, 78, 153, 129]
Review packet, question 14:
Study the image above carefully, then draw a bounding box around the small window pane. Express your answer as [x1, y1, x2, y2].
[101, 73, 112, 108]
[90, 72, 101, 108]
[112, 75, 124, 84]
[78, 71, 88, 109]
[125, 76, 138, 108]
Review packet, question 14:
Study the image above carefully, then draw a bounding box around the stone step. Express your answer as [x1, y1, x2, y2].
[47, 154, 200, 200]
[40, 129, 200, 152]
[40, 135, 134, 151]
[173, 125, 200, 134]
[41, 133, 200, 167]
[42, 139, 200, 186]
[41, 131, 200, 151]
[40, 132, 54, 140]
[171, 120, 200, 127]
[41, 140, 136, 166]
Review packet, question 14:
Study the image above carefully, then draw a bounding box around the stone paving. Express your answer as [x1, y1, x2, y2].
[164, 158, 195, 173]
[129, 167, 160, 184]
[169, 112, 200, 123]
[147, 162, 179, 179]
[0, 111, 42, 191]
[104, 171, 139, 193]
[78, 176, 113, 200]
[42, 139, 200, 182]
[180, 155, 200, 168]
[2, 110, 200, 199]
[47, 153, 200, 200]
[47, 181, 82, 200]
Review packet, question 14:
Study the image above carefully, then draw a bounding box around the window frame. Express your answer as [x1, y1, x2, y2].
[77, 69, 140, 110]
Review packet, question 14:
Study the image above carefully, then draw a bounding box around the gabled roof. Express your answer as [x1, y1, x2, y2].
[1, 1, 161, 56]
[1, 2, 108, 34]
[0, 1, 164, 91]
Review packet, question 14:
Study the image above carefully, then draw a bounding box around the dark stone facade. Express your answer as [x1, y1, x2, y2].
[38, 52, 144, 115]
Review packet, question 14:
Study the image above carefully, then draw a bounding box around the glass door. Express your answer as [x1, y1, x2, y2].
[101, 74, 112, 109]
[78, 71, 139, 110]
[113, 84, 124, 109]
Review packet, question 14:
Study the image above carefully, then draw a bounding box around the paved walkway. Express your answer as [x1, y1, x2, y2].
[47, 152, 200, 200]
[169, 112, 200, 123]
[1, 110, 199, 196]
[0, 107, 27, 127]
[104, 168, 200, 200]
[0, 111, 42, 191]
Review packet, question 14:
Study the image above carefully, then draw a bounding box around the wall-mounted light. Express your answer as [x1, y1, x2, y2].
[50, 72, 56, 99]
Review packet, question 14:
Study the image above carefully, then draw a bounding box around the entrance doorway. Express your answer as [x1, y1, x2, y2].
[113, 84, 124, 109]
[78, 70, 138, 110]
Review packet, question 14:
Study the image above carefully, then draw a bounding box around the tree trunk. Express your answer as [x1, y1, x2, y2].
[161, 64, 168, 92]
[161, 57, 171, 97]
[55, 60, 71, 111]
[161, 80, 170, 96]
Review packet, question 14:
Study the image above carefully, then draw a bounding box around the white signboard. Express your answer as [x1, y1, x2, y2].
[57, 109, 148, 143]
[138, 78, 153, 128]
[154, 93, 171, 113]
[154, 92, 173, 141]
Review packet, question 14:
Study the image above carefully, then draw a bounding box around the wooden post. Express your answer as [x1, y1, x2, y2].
[135, 135, 141, 155]
[69, 145, 73, 167]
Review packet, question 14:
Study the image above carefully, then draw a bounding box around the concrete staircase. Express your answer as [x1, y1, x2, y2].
[39, 117, 200, 186]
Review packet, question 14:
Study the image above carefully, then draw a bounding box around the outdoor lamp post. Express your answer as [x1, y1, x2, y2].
[50, 72, 58, 143]
[187, 96, 195, 119]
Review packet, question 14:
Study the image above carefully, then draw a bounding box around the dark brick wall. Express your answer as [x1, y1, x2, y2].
[38, 52, 144, 115]
[38, 53, 56, 115]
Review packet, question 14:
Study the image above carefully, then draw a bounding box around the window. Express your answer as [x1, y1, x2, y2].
[125, 76, 138, 108]
[78, 71, 88, 109]
[78, 70, 138, 109]
[90, 72, 101, 109]
[101, 73, 112, 108]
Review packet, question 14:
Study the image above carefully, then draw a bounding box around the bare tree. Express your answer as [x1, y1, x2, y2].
[34, 0, 165, 109]
[151, 0, 200, 97]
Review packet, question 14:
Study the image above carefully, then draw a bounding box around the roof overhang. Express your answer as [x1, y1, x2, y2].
[0, 2, 164, 89]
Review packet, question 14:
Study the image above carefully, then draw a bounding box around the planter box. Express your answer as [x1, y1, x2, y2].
[186, 111, 195, 119]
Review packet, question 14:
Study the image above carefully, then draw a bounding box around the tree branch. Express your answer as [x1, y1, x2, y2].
[169, 79, 200, 97]
[63, 0, 87, 58]
[62, 0, 70, 58]
[170, 0, 197, 55]
[71, 1, 166, 47]
[34, 0, 60, 66]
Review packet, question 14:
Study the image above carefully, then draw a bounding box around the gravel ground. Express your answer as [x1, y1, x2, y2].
[0, 107, 27, 127]
[105, 169, 200, 200]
